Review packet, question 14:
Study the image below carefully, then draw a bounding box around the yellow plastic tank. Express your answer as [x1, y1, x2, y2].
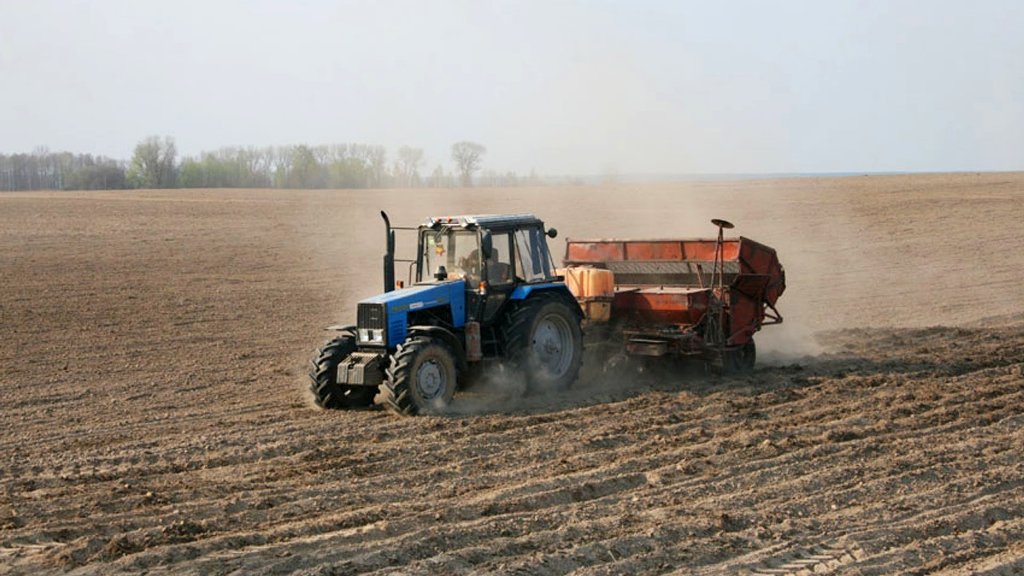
[558, 266, 615, 322]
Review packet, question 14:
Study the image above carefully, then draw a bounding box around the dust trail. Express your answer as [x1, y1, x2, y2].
[440, 351, 712, 417]
[297, 372, 322, 412]
[757, 321, 825, 366]
[438, 365, 530, 416]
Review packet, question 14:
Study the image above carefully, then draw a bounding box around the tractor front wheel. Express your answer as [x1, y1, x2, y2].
[309, 332, 378, 409]
[381, 336, 458, 416]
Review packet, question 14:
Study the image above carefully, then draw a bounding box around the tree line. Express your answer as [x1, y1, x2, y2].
[0, 149, 127, 191]
[1, 136, 538, 191]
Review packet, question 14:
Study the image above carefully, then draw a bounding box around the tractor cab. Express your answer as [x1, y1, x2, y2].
[414, 214, 559, 323]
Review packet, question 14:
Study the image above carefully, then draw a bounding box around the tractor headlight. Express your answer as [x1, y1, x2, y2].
[359, 329, 384, 344]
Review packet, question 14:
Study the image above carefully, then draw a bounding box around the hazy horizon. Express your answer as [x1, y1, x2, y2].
[2, 1, 1022, 175]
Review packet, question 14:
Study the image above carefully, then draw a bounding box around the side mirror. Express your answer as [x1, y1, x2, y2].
[546, 228, 558, 239]
[480, 230, 493, 259]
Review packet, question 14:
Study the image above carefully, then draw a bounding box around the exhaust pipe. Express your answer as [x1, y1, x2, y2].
[381, 211, 396, 293]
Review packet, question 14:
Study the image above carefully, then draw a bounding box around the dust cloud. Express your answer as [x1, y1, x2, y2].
[292, 172, 1024, 409]
[439, 360, 668, 418]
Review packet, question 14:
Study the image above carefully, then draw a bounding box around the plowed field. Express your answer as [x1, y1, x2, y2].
[2, 173, 1023, 575]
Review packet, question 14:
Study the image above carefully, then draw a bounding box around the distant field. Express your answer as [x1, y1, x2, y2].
[1, 173, 1023, 574]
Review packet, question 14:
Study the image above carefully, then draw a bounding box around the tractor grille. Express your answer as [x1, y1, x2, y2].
[357, 303, 386, 330]
[356, 302, 387, 347]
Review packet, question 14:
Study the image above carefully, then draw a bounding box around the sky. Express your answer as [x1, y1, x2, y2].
[1, 0, 1022, 175]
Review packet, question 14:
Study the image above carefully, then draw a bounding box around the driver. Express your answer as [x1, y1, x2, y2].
[486, 248, 511, 284]
[458, 249, 482, 284]
[458, 248, 511, 286]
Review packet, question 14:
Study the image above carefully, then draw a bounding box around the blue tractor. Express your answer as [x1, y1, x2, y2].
[310, 212, 584, 416]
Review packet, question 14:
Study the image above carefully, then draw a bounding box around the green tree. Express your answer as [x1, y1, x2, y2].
[177, 158, 206, 188]
[288, 145, 325, 188]
[127, 136, 177, 188]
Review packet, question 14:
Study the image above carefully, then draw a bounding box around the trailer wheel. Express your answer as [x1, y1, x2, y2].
[503, 293, 584, 393]
[724, 340, 757, 374]
[309, 332, 377, 409]
[381, 336, 458, 416]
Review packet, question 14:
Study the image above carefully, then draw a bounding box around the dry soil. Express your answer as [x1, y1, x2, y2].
[1, 173, 1023, 575]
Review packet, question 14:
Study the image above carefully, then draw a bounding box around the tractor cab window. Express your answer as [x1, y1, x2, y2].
[422, 229, 480, 283]
[514, 227, 553, 282]
[484, 231, 514, 285]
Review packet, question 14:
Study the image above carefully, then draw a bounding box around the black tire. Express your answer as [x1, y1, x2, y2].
[503, 292, 584, 393]
[381, 336, 458, 416]
[309, 332, 377, 409]
[720, 339, 756, 375]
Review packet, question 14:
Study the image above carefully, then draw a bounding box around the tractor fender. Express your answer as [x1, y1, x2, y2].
[325, 324, 356, 333]
[509, 282, 564, 301]
[509, 284, 584, 319]
[407, 325, 469, 372]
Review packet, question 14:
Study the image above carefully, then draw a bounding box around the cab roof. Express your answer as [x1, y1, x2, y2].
[423, 214, 544, 230]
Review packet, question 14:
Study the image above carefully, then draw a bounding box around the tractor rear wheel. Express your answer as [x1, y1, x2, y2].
[503, 293, 584, 393]
[309, 332, 378, 409]
[381, 336, 458, 416]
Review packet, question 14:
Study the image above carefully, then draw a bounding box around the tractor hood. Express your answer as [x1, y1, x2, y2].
[360, 280, 466, 311]
[357, 280, 467, 348]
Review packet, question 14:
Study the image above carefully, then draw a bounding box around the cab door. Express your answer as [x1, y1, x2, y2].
[480, 230, 516, 323]
[450, 230, 485, 323]
[513, 225, 555, 282]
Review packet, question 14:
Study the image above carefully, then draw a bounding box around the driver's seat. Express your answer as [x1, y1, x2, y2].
[487, 249, 512, 284]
